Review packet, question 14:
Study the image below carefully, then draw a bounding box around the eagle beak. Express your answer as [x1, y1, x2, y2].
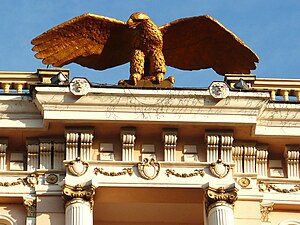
[127, 18, 136, 29]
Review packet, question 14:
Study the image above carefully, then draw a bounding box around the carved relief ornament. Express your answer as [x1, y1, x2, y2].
[63, 184, 95, 208]
[205, 186, 238, 212]
[67, 157, 89, 177]
[138, 158, 160, 180]
[23, 196, 37, 217]
[209, 159, 230, 178]
[0, 173, 38, 187]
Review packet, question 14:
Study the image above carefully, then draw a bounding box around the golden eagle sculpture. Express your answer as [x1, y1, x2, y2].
[32, 12, 259, 85]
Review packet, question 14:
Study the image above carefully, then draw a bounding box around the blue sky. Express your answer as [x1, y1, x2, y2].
[0, 1, 299, 87]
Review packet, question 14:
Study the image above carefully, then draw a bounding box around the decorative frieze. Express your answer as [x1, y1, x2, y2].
[121, 127, 136, 161]
[256, 145, 269, 177]
[162, 129, 177, 162]
[0, 138, 8, 171]
[165, 168, 205, 178]
[94, 167, 133, 177]
[0, 174, 38, 187]
[285, 145, 300, 178]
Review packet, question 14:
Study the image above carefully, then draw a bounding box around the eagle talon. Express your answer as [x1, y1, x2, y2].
[156, 73, 165, 84]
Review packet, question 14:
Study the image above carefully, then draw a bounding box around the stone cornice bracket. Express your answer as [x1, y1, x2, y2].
[162, 128, 177, 162]
[63, 184, 95, 209]
[121, 127, 136, 161]
[205, 186, 238, 212]
[23, 196, 37, 217]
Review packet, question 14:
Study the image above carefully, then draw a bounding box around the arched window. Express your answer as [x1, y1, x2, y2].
[279, 220, 300, 225]
[0, 215, 16, 225]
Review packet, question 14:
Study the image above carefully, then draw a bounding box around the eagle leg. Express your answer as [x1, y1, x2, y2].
[149, 50, 166, 84]
[130, 49, 145, 85]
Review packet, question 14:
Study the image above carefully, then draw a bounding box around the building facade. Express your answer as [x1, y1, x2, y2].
[0, 68, 300, 225]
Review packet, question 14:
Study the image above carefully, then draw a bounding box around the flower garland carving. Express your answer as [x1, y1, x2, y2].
[0, 174, 38, 187]
[94, 167, 133, 176]
[258, 181, 300, 193]
[165, 169, 205, 178]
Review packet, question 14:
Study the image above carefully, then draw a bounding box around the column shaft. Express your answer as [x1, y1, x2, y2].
[65, 199, 92, 225]
[208, 203, 234, 225]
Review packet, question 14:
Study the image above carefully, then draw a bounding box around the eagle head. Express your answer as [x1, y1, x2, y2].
[127, 12, 150, 29]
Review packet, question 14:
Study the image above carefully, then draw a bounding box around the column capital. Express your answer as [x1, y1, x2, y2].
[63, 184, 95, 208]
[204, 186, 238, 212]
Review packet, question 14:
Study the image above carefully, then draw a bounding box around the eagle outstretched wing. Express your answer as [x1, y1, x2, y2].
[160, 15, 259, 75]
[31, 13, 134, 70]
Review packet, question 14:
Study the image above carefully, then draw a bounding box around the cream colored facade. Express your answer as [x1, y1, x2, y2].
[0, 68, 300, 225]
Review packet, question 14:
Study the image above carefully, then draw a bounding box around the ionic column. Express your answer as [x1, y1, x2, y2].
[205, 186, 238, 225]
[162, 129, 177, 162]
[23, 196, 37, 225]
[63, 184, 95, 225]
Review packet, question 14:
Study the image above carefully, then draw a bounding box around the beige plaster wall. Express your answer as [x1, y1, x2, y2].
[36, 196, 64, 225]
[234, 200, 261, 225]
[270, 211, 300, 225]
[0, 204, 26, 225]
